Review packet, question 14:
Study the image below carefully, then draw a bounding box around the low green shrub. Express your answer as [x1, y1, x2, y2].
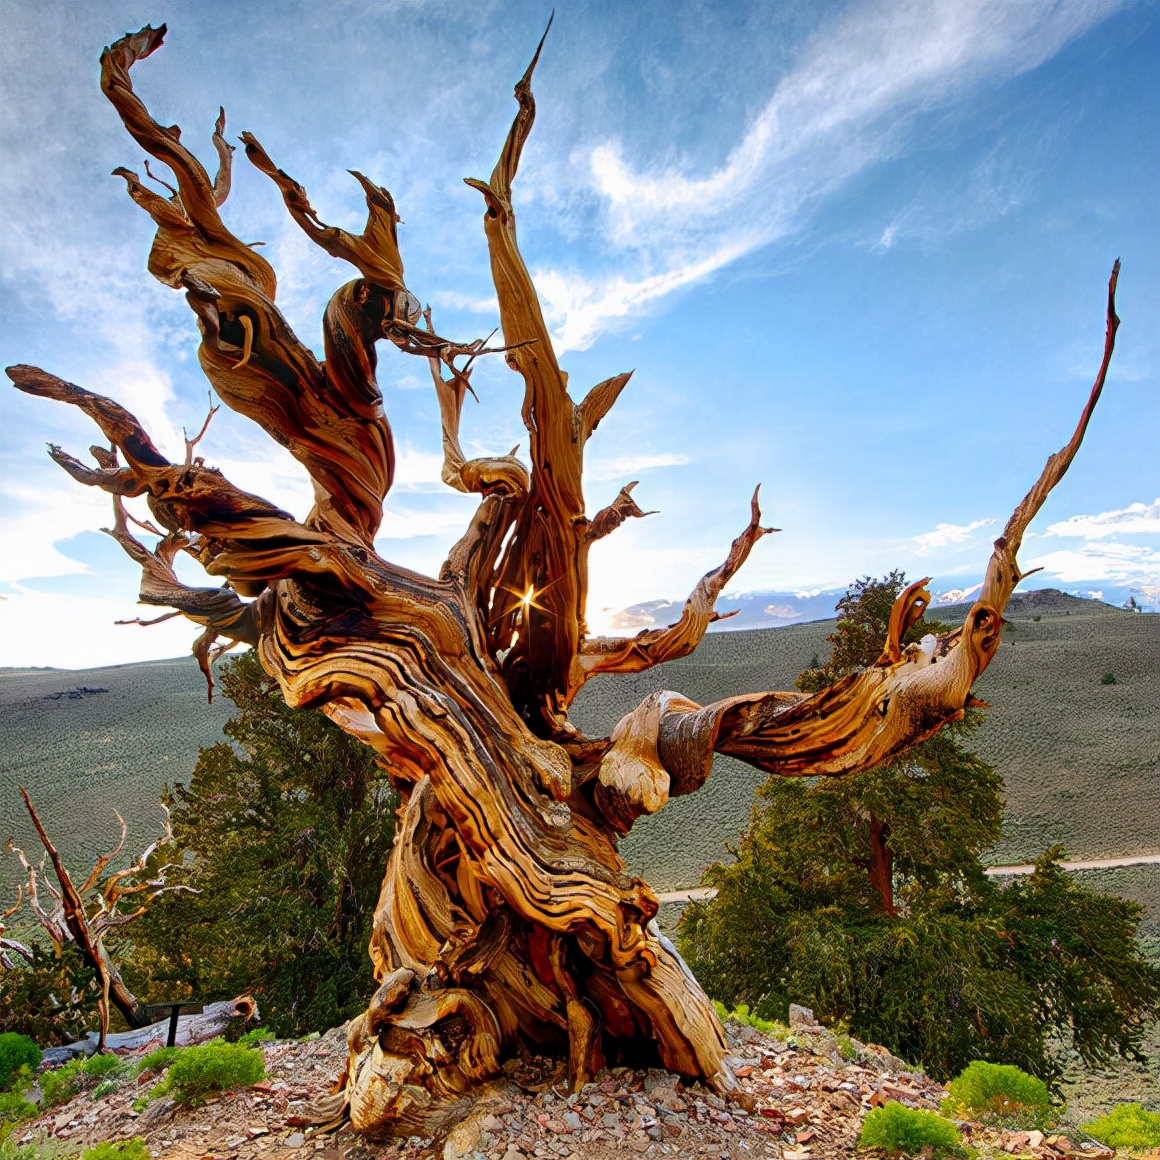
[151, 1041, 264, 1107]
[236, 1027, 274, 1048]
[1100, 672, 1117, 685]
[0, 1035, 41, 1093]
[81, 1142, 150, 1160]
[1081, 1104, 1160, 1150]
[40, 1052, 130, 1107]
[0, 1090, 38, 1133]
[859, 1102, 962, 1156]
[943, 1060, 1054, 1128]
[135, 1046, 181, 1075]
[39, 1058, 85, 1107]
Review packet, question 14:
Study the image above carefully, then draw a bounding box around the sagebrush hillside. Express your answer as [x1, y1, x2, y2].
[572, 590, 1158, 890]
[2, 592, 1156, 900]
[0, 658, 232, 896]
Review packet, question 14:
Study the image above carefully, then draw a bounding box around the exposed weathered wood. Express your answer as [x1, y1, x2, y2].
[7, 23, 1119, 1137]
[41, 996, 259, 1064]
[7, 789, 194, 1050]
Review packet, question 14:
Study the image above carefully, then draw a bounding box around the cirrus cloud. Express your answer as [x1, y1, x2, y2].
[1044, 499, 1160, 540]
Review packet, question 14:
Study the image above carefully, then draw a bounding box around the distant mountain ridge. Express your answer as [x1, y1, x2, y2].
[611, 581, 1159, 633]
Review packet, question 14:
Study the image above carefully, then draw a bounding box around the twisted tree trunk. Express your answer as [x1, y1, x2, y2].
[8, 23, 1120, 1137]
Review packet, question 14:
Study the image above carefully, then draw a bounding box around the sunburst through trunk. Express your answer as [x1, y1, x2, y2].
[7, 23, 1120, 1138]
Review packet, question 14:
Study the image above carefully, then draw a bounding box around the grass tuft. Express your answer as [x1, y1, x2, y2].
[40, 1052, 132, 1107]
[135, 1046, 181, 1075]
[0, 1091, 38, 1138]
[1080, 1104, 1160, 1150]
[712, 1000, 791, 1040]
[81, 1142, 151, 1160]
[236, 1027, 275, 1048]
[942, 1061, 1055, 1129]
[859, 1102, 962, 1156]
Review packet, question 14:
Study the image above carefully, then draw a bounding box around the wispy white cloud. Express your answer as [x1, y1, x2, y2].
[911, 517, 995, 555]
[1024, 541, 1160, 584]
[377, 504, 474, 541]
[537, 242, 751, 352]
[430, 290, 500, 315]
[584, 451, 690, 482]
[541, 0, 1114, 349]
[1044, 499, 1160, 539]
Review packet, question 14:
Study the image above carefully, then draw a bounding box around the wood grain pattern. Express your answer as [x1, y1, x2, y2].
[7, 23, 1119, 1136]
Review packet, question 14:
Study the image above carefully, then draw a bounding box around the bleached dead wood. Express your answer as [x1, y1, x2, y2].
[7, 788, 193, 1050]
[41, 997, 259, 1064]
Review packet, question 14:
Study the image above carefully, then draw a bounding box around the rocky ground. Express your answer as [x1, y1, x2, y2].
[11, 1011, 1121, 1160]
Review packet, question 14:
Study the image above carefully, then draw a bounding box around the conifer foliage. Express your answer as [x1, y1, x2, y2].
[679, 574, 1160, 1082]
[123, 650, 397, 1037]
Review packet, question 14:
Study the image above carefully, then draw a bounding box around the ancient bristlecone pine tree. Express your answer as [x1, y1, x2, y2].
[8, 26, 1120, 1137]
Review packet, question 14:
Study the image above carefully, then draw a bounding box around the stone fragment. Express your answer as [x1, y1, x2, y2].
[830, 1090, 860, 1112]
[283, 1134, 305, 1149]
[788, 1005, 817, 1029]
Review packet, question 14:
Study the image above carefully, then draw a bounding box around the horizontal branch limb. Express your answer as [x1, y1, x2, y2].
[589, 263, 1121, 833]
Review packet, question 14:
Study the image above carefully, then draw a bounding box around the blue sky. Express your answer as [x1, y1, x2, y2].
[1, 0, 1157, 669]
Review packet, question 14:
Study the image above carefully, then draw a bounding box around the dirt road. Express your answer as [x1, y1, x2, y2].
[654, 852, 1160, 904]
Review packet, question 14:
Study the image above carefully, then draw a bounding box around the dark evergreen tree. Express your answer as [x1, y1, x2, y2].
[123, 649, 398, 1036]
[679, 574, 1160, 1082]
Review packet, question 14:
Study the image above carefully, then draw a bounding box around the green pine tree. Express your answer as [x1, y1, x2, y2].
[679, 573, 1160, 1082]
[122, 649, 398, 1036]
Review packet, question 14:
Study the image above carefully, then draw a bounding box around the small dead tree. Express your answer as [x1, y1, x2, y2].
[8, 23, 1120, 1135]
[7, 788, 193, 1051]
[1, 889, 34, 970]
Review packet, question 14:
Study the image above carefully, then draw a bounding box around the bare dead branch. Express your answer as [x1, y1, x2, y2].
[584, 482, 655, 544]
[571, 487, 776, 695]
[183, 398, 220, 464]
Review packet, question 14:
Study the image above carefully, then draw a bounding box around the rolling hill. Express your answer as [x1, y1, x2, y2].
[3, 592, 1156, 923]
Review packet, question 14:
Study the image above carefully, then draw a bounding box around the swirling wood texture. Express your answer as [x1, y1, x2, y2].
[8, 24, 1120, 1138]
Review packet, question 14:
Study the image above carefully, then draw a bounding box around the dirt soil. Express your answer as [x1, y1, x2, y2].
[11, 1017, 1123, 1160]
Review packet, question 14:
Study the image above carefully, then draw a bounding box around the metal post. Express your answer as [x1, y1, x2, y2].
[166, 1004, 181, 1048]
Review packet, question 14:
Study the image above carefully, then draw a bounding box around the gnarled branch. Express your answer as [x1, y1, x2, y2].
[591, 264, 1121, 828]
[571, 486, 776, 698]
